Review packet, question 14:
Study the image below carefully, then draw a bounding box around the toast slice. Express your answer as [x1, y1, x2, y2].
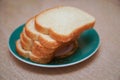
[35, 6, 95, 42]
[25, 17, 61, 49]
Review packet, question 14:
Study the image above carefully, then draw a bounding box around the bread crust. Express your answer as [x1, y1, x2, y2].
[21, 28, 33, 51]
[22, 28, 33, 45]
[29, 53, 41, 63]
[20, 33, 32, 51]
[16, 40, 30, 58]
[29, 53, 53, 64]
[35, 20, 48, 34]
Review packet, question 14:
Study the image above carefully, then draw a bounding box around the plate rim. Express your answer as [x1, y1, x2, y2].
[8, 25, 100, 68]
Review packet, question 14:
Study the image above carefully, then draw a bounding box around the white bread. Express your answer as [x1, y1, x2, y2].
[25, 17, 61, 49]
[35, 6, 95, 42]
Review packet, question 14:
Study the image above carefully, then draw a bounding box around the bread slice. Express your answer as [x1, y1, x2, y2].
[35, 6, 95, 42]
[25, 17, 61, 49]
[16, 39, 31, 58]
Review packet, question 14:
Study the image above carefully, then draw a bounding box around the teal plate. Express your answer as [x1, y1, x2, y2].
[8, 24, 100, 68]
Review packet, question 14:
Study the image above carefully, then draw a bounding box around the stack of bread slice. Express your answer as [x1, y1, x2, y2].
[16, 6, 95, 64]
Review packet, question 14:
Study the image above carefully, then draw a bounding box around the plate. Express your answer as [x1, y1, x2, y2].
[8, 24, 100, 68]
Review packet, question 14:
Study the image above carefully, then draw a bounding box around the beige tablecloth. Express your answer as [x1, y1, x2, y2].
[0, 0, 120, 80]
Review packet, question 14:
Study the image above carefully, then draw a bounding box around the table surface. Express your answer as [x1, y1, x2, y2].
[0, 0, 120, 80]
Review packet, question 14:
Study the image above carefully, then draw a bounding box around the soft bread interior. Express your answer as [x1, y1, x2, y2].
[36, 6, 95, 35]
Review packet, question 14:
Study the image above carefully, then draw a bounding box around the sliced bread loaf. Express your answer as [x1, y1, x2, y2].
[35, 6, 95, 42]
